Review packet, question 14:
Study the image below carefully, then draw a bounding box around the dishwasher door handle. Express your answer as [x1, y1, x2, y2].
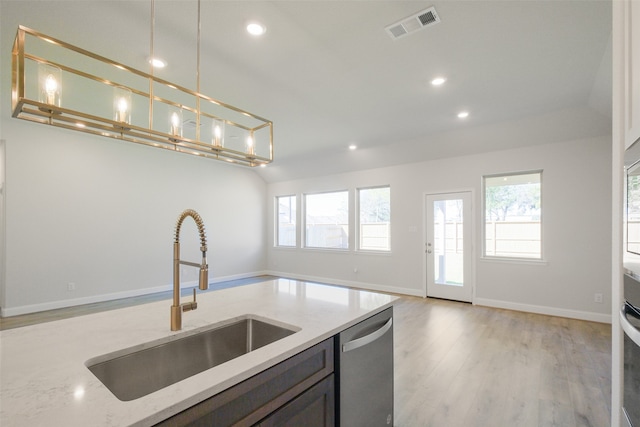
[621, 304, 640, 347]
[342, 317, 393, 353]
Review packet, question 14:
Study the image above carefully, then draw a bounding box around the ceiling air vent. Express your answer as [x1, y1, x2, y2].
[183, 119, 200, 129]
[385, 6, 440, 40]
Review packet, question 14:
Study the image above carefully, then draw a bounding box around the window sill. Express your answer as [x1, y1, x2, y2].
[480, 256, 548, 266]
[355, 249, 392, 256]
[272, 246, 393, 256]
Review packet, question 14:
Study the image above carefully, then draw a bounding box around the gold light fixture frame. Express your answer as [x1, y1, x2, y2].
[11, 24, 273, 167]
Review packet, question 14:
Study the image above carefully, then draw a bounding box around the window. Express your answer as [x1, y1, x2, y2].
[483, 171, 542, 259]
[358, 186, 390, 251]
[276, 195, 296, 247]
[304, 191, 349, 249]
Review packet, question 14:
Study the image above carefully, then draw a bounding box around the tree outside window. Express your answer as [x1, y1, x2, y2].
[484, 172, 542, 259]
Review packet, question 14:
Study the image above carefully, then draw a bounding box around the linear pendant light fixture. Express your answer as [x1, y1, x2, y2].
[11, 1, 273, 167]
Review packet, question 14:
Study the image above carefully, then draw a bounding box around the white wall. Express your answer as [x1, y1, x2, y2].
[267, 135, 612, 322]
[1, 110, 612, 323]
[1, 120, 267, 316]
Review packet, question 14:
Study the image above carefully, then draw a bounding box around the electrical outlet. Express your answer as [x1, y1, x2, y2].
[594, 293, 603, 303]
[67, 282, 76, 291]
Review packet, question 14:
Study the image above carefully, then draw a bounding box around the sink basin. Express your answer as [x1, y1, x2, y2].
[86, 316, 299, 401]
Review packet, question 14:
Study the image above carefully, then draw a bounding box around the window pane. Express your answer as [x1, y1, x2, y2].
[276, 195, 296, 247]
[359, 186, 390, 251]
[433, 198, 463, 284]
[305, 191, 349, 249]
[484, 172, 541, 259]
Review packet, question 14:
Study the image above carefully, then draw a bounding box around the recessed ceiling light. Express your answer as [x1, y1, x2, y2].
[149, 57, 166, 68]
[247, 22, 266, 36]
[431, 77, 446, 86]
[349, 144, 357, 150]
[457, 111, 469, 119]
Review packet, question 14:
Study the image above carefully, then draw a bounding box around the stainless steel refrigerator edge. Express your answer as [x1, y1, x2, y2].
[335, 307, 394, 426]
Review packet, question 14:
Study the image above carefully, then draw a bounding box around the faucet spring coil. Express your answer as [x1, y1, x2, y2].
[174, 209, 208, 250]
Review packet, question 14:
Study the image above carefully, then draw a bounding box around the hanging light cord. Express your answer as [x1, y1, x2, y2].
[196, 0, 201, 139]
[197, 0, 201, 95]
[149, 0, 155, 130]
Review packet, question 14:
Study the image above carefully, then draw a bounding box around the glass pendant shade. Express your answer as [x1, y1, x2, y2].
[38, 63, 61, 107]
[212, 119, 225, 147]
[113, 86, 132, 125]
[169, 106, 183, 138]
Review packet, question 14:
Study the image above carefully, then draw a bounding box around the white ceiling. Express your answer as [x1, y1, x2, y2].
[0, 1, 612, 182]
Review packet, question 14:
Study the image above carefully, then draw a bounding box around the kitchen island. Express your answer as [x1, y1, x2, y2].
[0, 278, 397, 426]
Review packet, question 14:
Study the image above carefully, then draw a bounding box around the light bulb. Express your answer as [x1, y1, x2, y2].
[113, 87, 132, 125]
[117, 98, 128, 114]
[212, 120, 224, 147]
[169, 110, 182, 137]
[116, 98, 128, 122]
[38, 64, 61, 108]
[45, 74, 58, 105]
[246, 135, 255, 155]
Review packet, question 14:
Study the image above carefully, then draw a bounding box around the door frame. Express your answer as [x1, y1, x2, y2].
[422, 189, 476, 301]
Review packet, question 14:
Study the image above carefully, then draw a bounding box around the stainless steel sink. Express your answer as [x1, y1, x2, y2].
[86, 316, 298, 401]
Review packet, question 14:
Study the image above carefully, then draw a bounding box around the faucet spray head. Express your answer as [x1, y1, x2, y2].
[199, 265, 208, 290]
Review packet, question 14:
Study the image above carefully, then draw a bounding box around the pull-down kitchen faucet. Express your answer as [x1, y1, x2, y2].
[171, 209, 209, 331]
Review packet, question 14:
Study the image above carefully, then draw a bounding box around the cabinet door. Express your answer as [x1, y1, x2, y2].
[155, 339, 334, 427]
[258, 375, 335, 427]
[625, 0, 640, 148]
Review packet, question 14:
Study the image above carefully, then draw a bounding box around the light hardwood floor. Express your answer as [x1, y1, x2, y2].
[393, 296, 611, 427]
[0, 278, 612, 426]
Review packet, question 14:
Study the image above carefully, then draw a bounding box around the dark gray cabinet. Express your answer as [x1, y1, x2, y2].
[258, 375, 334, 427]
[155, 339, 334, 427]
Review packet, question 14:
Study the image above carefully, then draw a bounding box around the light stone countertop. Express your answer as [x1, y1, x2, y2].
[0, 278, 397, 426]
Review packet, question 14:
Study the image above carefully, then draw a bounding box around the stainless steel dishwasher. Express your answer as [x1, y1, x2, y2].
[336, 307, 394, 426]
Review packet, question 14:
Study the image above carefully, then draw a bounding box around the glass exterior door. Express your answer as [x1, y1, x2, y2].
[425, 192, 473, 302]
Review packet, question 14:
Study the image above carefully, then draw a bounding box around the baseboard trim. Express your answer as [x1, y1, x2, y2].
[474, 297, 612, 324]
[0, 271, 269, 317]
[3, 273, 610, 324]
[265, 270, 424, 298]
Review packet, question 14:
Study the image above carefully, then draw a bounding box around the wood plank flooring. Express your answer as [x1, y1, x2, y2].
[0, 279, 612, 426]
[393, 296, 611, 427]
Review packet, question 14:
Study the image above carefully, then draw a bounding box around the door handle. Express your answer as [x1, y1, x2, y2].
[342, 317, 393, 353]
[427, 249, 432, 254]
